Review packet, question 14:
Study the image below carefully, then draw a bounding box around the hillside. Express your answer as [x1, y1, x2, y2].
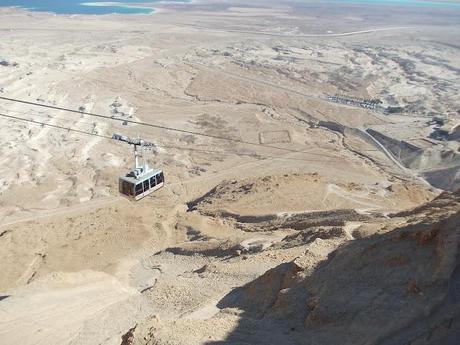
[124, 190, 460, 345]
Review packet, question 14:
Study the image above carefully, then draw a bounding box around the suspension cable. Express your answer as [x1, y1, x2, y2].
[0, 111, 340, 162]
[0, 96, 324, 155]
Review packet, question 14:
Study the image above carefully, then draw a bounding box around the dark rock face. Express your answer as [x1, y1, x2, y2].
[210, 191, 460, 345]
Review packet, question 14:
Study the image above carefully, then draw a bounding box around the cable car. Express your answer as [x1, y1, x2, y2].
[119, 168, 164, 201]
[112, 133, 164, 200]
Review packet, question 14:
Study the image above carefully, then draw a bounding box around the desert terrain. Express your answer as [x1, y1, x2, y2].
[0, 0, 459, 344]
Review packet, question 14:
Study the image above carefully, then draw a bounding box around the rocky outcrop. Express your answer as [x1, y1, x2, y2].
[210, 190, 460, 345]
[448, 122, 460, 141]
[366, 128, 460, 191]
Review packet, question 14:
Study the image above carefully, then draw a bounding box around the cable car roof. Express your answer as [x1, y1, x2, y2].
[119, 168, 163, 185]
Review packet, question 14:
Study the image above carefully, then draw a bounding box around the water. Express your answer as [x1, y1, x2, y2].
[0, 0, 189, 14]
[0, 0, 459, 14]
[325, 0, 460, 9]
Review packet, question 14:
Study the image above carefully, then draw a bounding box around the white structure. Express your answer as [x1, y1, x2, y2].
[112, 133, 164, 200]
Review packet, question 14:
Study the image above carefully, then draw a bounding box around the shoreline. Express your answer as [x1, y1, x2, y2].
[0, 0, 194, 17]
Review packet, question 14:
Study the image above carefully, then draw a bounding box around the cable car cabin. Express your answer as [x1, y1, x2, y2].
[119, 169, 164, 201]
[112, 133, 163, 201]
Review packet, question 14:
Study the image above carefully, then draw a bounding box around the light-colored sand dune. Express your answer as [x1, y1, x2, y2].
[0, 271, 153, 345]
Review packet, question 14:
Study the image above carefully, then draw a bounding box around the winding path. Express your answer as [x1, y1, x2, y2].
[178, 25, 413, 38]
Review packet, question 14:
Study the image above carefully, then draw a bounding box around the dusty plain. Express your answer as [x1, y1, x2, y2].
[0, 1, 459, 344]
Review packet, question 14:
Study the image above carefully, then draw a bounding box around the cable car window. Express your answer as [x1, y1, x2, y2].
[135, 183, 143, 196]
[150, 177, 156, 187]
[122, 181, 133, 196]
[143, 180, 150, 191]
[157, 172, 164, 183]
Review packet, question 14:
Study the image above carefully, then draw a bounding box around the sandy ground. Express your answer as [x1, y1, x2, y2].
[0, 1, 459, 344]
